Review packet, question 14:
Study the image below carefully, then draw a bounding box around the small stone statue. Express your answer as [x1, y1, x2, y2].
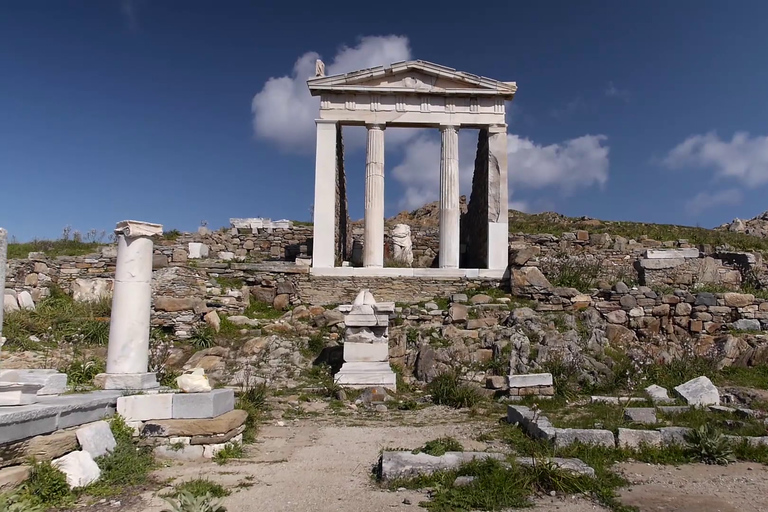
[315, 59, 325, 77]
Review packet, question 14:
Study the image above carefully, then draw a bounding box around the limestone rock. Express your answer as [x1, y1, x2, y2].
[204, 311, 221, 332]
[724, 293, 754, 307]
[0, 429, 77, 468]
[273, 293, 290, 311]
[52, 450, 101, 488]
[605, 310, 627, 324]
[448, 304, 468, 323]
[617, 428, 662, 449]
[379, 451, 505, 481]
[512, 267, 551, 289]
[623, 408, 657, 425]
[645, 384, 673, 404]
[17, 291, 35, 311]
[176, 368, 212, 393]
[674, 376, 720, 406]
[154, 296, 205, 313]
[3, 293, 19, 314]
[76, 421, 116, 459]
[71, 278, 113, 302]
[469, 294, 493, 305]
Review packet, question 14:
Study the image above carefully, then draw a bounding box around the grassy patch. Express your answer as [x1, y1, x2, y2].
[540, 253, 602, 291]
[7, 239, 103, 259]
[215, 276, 244, 290]
[59, 355, 105, 391]
[235, 376, 269, 443]
[658, 406, 767, 437]
[2, 287, 111, 350]
[301, 364, 341, 398]
[428, 371, 483, 409]
[413, 437, 464, 456]
[18, 460, 73, 508]
[169, 479, 230, 498]
[189, 325, 217, 350]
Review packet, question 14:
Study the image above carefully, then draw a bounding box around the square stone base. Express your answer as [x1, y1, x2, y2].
[335, 362, 396, 391]
[0, 369, 68, 395]
[95, 373, 159, 391]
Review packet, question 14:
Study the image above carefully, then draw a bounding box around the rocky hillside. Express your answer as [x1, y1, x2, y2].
[719, 210, 768, 239]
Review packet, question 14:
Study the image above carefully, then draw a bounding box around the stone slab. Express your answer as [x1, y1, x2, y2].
[617, 428, 662, 449]
[190, 424, 246, 445]
[117, 394, 173, 421]
[0, 428, 77, 468]
[342, 341, 390, 362]
[76, 420, 116, 458]
[0, 405, 60, 445]
[171, 389, 235, 419]
[623, 408, 657, 425]
[657, 426, 692, 446]
[335, 362, 396, 390]
[53, 450, 100, 488]
[141, 409, 248, 437]
[555, 428, 615, 448]
[0, 383, 42, 406]
[638, 258, 685, 270]
[379, 451, 506, 481]
[590, 396, 645, 405]
[674, 376, 720, 406]
[508, 373, 553, 388]
[645, 384, 674, 404]
[38, 391, 120, 429]
[657, 405, 691, 415]
[0, 370, 68, 396]
[645, 249, 700, 259]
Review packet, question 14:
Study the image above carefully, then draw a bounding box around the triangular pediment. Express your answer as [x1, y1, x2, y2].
[307, 60, 516, 97]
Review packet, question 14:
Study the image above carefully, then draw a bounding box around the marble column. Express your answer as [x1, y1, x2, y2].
[363, 124, 385, 268]
[312, 120, 338, 268]
[101, 220, 163, 390]
[0, 228, 6, 347]
[487, 125, 509, 270]
[439, 125, 460, 268]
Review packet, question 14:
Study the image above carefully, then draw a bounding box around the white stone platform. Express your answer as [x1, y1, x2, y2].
[0, 390, 122, 445]
[309, 267, 508, 279]
[335, 362, 397, 389]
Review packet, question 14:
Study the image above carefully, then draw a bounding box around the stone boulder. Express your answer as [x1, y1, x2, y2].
[52, 451, 101, 488]
[674, 376, 720, 406]
[512, 267, 551, 289]
[71, 278, 113, 302]
[76, 421, 116, 459]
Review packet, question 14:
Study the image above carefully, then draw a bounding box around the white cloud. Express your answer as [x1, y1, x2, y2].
[391, 132, 609, 210]
[663, 131, 768, 187]
[605, 81, 630, 101]
[508, 134, 609, 193]
[251, 36, 411, 153]
[685, 188, 743, 215]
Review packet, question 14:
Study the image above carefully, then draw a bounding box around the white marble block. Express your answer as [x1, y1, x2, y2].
[117, 393, 173, 421]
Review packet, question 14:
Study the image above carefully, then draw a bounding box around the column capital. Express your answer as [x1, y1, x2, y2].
[487, 124, 507, 134]
[115, 221, 163, 238]
[366, 123, 386, 131]
[439, 124, 459, 132]
[315, 118, 338, 126]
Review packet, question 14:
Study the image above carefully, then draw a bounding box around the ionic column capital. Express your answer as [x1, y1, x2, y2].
[439, 124, 459, 132]
[114, 220, 163, 238]
[366, 123, 386, 131]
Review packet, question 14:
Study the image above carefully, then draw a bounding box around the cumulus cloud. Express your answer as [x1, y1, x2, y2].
[685, 188, 743, 215]
[251, 36, 411, 152]
[663, 131, 768, 187]
[391, 132, 609, 210]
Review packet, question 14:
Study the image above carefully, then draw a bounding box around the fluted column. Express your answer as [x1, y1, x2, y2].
[364, 124, 385, 268]
[439, 125, 460, 268]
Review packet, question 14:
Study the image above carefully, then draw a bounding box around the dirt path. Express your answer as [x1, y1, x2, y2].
[98, 404, 768, 512]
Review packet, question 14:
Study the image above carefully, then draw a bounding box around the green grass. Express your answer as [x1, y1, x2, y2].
[540, 252, 603, 291]
[59, 355, 105, 390]
[2, 287, 112, 350]
[412, 437, 464, 456]
[18, 460, 73, 508]
[428, 371, 484, 409]
[163, 229, 182, 241]
[215, 277, 244, 290]
[213, 442, 245, 465]
[243, 300, 283, 320]
[658, 406, 768, 437]
[235, 378, 269, 443]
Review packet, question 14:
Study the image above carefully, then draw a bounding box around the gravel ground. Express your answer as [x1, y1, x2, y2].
[73, 402, 768, 512]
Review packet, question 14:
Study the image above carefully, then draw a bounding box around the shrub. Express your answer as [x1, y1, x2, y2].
[0, 492, 45, 512]
[236, 375, 269, 443]
[59, 356, 105, 389]
[685, 424, 735, 465]
[428, 371, 483, 409]
[190, 325, 216, 350]
[162, 491, 227, 512]
[19, 461, 72, 508]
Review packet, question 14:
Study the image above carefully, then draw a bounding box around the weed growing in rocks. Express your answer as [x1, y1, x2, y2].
[213, 442, 245, 465]
[235, 371, 269, 443]
[0, 491, 44, 512]
[189, 325, 217, 350]
[428, 371, 483, 409]
[59, 354, 105, 390]
[541, 252, 603, 291]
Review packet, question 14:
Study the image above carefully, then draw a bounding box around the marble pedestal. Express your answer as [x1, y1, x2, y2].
[334, 290, 396, 391]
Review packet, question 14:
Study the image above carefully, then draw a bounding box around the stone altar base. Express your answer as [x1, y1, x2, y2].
[335, 362, 396, 390]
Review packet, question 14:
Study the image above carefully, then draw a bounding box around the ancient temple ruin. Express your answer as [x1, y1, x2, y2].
[307, 60, 516, 276]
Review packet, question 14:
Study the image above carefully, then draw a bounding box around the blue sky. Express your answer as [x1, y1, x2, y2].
[2, 1, 768, 241]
